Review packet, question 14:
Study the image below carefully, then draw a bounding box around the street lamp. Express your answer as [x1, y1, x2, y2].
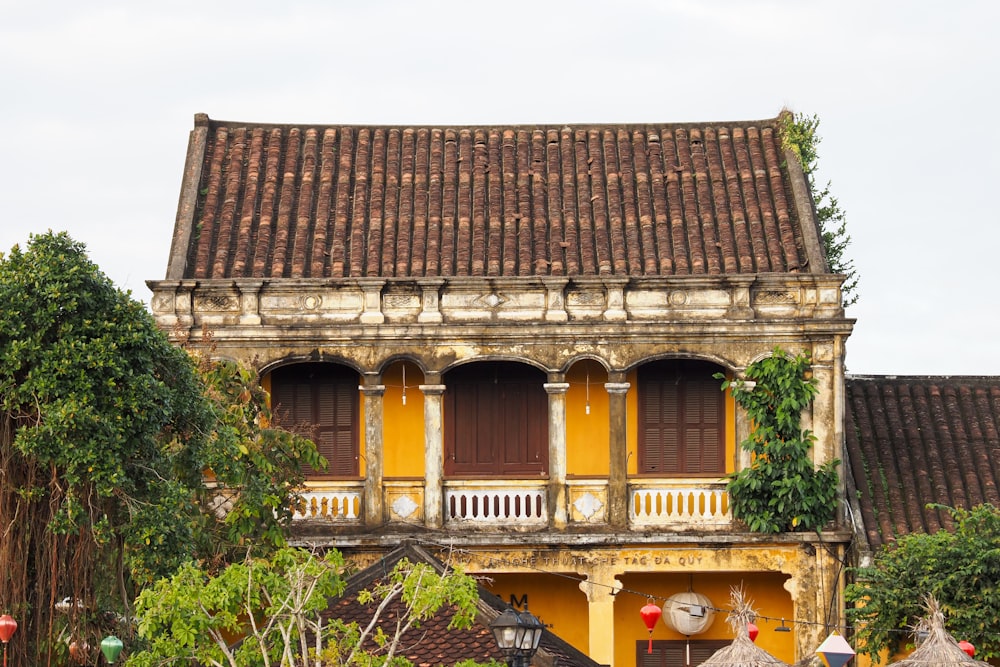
[490, 607, 544, 667]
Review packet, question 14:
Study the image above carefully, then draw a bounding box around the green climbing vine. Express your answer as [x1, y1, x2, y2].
[781, 111, 860, 307]
[720, 348, 840, 533]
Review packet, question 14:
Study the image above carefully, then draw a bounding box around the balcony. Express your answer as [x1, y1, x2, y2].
[285, 478, 732, 531]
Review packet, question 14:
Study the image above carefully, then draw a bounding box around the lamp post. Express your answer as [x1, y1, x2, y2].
[489, 607, 544, 667]
[0, 615, 17, 667]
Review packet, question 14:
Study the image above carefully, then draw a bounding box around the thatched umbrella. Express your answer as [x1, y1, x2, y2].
[697, 587, 790, 667]
[890, 597, 990, 667]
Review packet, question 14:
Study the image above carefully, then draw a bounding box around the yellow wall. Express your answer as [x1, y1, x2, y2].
[566, 361, 611, 476]
[485, 572, 591, 657]
[485, 570, 794, 667]
[617, 572, 794, 666]
[381, 361, 426, 478]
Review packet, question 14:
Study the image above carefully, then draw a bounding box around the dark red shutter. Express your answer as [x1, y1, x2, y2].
[444, 363, 548, 477]
[638, 640, 728, 667]
[270, 363, 359, 477]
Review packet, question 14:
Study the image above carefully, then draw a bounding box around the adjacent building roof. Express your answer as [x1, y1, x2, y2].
[165, 112, 826, 281]
[844, 376, 1000, 551]
[325, 543, 602, 667]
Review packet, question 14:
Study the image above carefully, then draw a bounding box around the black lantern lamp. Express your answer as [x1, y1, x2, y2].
[490, 607, 544, 667]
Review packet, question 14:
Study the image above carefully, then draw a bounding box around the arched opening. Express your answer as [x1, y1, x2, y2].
[443, 361, 549, 477]
[637, 359, 726, 476]
[268, 362, 360, 477]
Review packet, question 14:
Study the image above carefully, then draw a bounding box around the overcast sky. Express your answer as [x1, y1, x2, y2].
[2, 0, 998, 376]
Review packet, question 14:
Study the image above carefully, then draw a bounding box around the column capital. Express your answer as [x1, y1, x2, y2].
[604, 382, 631, 394]
[543, 382, 570, 394]
[358, 384, 386, 396]
[419, 384, 447, 396]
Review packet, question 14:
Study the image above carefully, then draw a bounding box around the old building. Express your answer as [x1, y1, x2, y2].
[148, 111, 855, 667]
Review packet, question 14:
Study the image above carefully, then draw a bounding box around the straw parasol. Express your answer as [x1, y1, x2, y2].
[889, 596, 990, 667]
[697, 587, 790, 667]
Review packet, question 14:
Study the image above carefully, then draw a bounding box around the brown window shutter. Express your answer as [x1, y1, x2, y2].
[639, 360, 725, 476]
[444, 362, 548, 477]
[270, 363, 359, 477]
[638, 640, 728, 667]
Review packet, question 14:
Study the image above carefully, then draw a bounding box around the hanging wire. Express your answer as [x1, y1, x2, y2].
[395, 534, 897, 635]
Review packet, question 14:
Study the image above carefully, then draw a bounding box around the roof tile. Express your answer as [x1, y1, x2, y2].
[845, 376, 1000, 551]
[179, 115, 818, 280]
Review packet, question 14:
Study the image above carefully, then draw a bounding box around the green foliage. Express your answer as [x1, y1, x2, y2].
[720, 348, 839, 533]
[192, 355, 326, 556]
[781, 112, 860, 306]
[0, 231, 323, 662]
[128, 548, 482, 667]
[845, 504, 1000, 662]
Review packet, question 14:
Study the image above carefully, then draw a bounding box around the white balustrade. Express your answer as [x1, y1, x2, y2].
[629, 482, 731, 528]
[444, 483, 548, 526]
[291, 488, 363, 521]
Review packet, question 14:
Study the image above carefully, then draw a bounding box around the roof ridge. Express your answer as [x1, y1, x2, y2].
[194, 112, 789, 133]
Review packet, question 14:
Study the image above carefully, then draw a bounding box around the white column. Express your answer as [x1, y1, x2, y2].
[360, 379, 385, 527]
[544, 381, 570, 528]
[420, 383, 446, 529]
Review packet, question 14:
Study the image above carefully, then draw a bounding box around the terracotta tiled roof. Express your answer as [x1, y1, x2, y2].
[844, 376, 1000, 551]
[325, 543, 602, 667]
[168, 113, 824, 281]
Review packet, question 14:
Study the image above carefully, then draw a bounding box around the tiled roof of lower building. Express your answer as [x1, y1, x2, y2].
[845, 376, 1000, 552]
[325, 543, 602, 667]
[165, 112, 826, 281]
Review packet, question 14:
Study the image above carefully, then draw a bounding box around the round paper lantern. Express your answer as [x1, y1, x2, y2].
[662, 591, 715, 635]
[958, 641, 975, 657]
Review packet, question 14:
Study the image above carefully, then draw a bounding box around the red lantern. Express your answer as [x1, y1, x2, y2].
[0, 616, 15, 644]
[748, 622, 759, 642]
[958, 641, 975, 657]
[640, 601, 662, 654]
[70, 641, 90, 664]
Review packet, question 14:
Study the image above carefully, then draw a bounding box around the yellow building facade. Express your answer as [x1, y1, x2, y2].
[151, 113, 855, 667]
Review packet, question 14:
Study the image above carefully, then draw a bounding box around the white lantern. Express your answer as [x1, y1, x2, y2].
[662, 591, 715, 635]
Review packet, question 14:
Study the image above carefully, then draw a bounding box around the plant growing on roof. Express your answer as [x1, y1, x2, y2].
[719, 347, 840, 533]
[781, 111, 860, 307]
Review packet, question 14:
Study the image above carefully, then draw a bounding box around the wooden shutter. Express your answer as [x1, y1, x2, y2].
[270, 363, 359, 477]
[638, 640, 728, 667]
[444, 362, 548, 477]
[639, 360, 725, 476]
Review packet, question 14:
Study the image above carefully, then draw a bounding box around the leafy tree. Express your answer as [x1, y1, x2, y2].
[845, 504, 1000, 663]
[128, 547, 482, 667]
[720, 348, 840, 533]
[782, 112, 860, 306]
[0, 232, 322, 665]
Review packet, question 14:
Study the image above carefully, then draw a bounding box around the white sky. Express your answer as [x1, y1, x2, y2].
[2, 0, 998, 376]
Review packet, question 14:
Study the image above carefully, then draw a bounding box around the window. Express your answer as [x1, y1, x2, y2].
[269, 363, 359, 477]
[444, 362, 548, 477]
[638, 360, 725, 476]
[638, 640, 728, 667]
